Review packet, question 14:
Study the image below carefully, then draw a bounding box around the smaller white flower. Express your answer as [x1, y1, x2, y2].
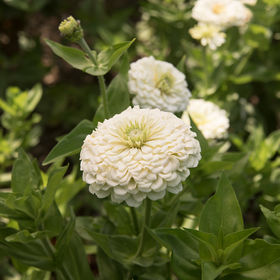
[182, 99, 229, 140]
[128, 56, 191, 113]
[192, 0, 252, 28]
[189, 23, 226, 50]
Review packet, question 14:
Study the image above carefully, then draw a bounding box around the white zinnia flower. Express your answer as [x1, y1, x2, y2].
[182, 99, 229, 140]
[192, 0, 252, 28]
[128, 56, 191, 113]
[189, 23, 226, 50]
[80, 106, 201, 207]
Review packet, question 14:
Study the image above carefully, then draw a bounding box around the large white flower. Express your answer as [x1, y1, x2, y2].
[192, 0, 252, 28]
[182, 99, 229, 140]
[80, 107, 201, 207]
[128, 56, 191, 113]
[189, 23, 226, 50]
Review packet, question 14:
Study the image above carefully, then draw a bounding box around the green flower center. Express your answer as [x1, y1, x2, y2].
[123, 124, 148, 148]
[156, 73, 174, 95]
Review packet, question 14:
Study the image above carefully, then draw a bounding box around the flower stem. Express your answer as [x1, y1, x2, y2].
[135, 198, 152, 258]
[98, 75, 110, 118]
[130, 207, 139, 234]
[78, 38, 110, 119]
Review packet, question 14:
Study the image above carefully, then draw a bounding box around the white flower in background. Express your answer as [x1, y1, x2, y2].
[192, 0, 252, 28]
[182, 99, 229, 140]
[189, 23, 226, 50]
[80, 107, 201, 207]
[128, 56, 191, 113]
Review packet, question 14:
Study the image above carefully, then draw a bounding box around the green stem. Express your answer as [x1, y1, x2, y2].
[135, 199, 152, 258]
[78, 38, 110, 118]
[98, 75, 110, 118]
[78, 38, 97, 65]
[130, 207, 140, 234]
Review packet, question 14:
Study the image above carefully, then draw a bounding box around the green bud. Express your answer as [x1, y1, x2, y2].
[58, 16, 84, 43]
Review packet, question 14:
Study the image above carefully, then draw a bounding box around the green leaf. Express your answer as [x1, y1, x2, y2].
[96, 39, 135, 75]
[223, 228, 259, 263]
[25, 84, 42, 113]
[153, 228, 199, 260]
[43, 120, 94, 165]
[260, 204, 280, 239]
[199, 174, 243, 236]
[153, 228, 200, 279]
[96, 249, 124, 280]
[11, 149, 41, 194]
[93, 72, 131, 126]
[57, 233, 95, 280]
[55, 208, 75, 264]
[107, 73, 131, 116]
[176, 55, 186, 72]
[239, 239, 280, 272]
[0, 231, 54, 270]
[40, 166, 67, 219]
[5, 230, 47, 243]
[202, 262, 238, 280]
[46, 39, 135, 77]
[244, 24, 272, 50]
[86, 231, 138, 265]
[184, 229, 218, 262]
[45, 39, 94, 73]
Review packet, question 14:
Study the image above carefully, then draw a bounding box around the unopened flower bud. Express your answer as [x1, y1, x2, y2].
[58, 16, 83, 43]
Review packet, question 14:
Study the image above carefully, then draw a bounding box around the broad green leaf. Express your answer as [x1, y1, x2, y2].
[199, 174, 243, 236]
[41, 166, 68, 215]
[153, 228, 199, 260]
[104, 202, 134, 235]
[57, 233, 95, 280]
[172, 253, 201, 280]
[5, 230, 47, 243]
[96, 249, 124, 280]
[0, 233, 54, 270]
[95, 39, 135, 75]
[55, 208, 75, 264]
[43, 120, 94, 165]
[223, 228, 259, 263]
[236, 239, 280, 280]
[184, 229, 218, 262]
[11, 148, 41, 193]
[260, 204, 280, 239]
[239, 239, 280, 272]
[45, 39, 95, 73]
[202, 262, 239, 280]
[86, 231, 138, 265]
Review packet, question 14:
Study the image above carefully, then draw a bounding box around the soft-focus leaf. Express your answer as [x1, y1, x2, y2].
[43, 120, 94, 165]
[41, 166, 68, 215]
[11, 148, 41, 193]
[199, 174, 243, 236]
[260, 204, 280, 239]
